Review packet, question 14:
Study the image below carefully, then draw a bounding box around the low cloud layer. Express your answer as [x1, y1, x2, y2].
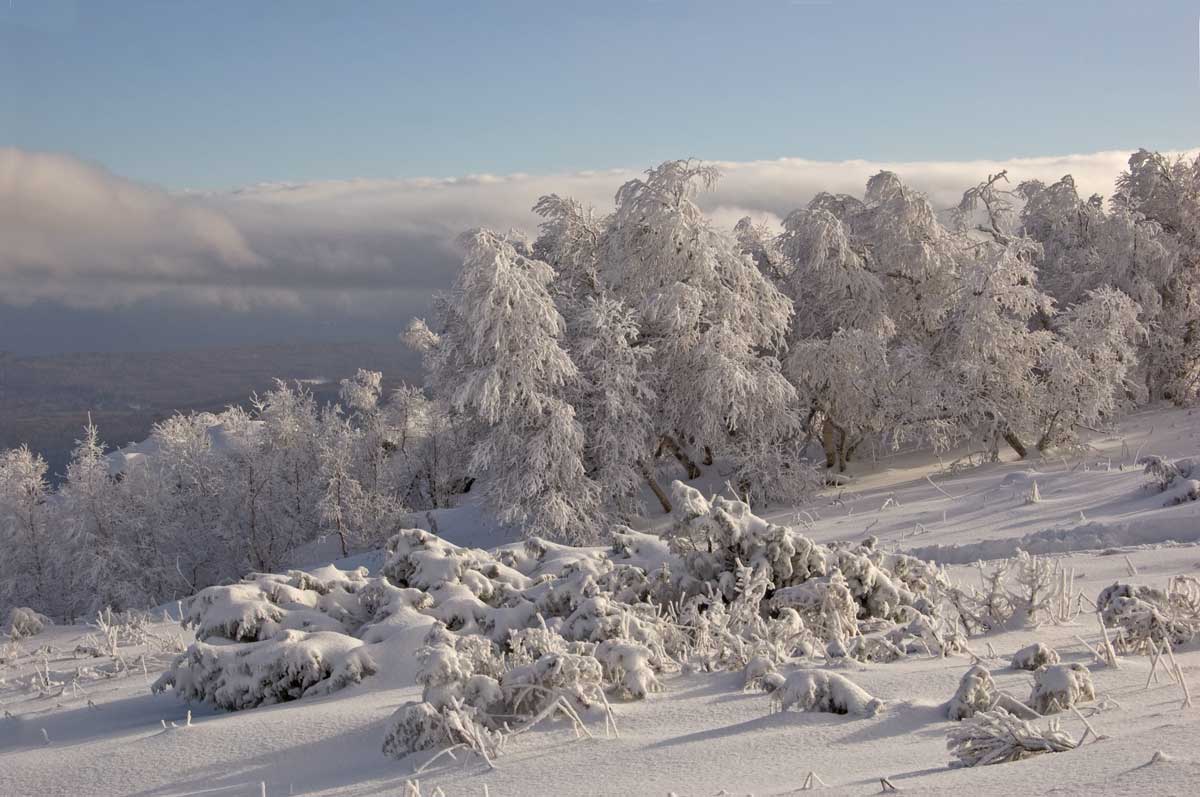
[0, 146, 1169, 352]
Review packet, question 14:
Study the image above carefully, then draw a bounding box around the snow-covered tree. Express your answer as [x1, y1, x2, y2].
[599, 161, 803, 498]
[571, 295, 659, 514]
[425, 229, 601, 542]
[0, 446, 59, 616]
[58, 420, 133, 616]
[1032, 287, 1145, 450]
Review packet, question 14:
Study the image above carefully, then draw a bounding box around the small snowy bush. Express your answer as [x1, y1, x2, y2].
[948, 709, 1077, 767]
[1140, 456, 1194, 492]
[947, 665, 997, 721]
[1097, 580, 1200, 653]
[771, 669, 883, 717]
[1029, 663, 1095, 714]
[153, 629, 375, 710]
[742, 654, 784, 692]
[5, 607, 51, 639]
[947, 665, 1038, 721]
[381, 699, 503, 764]
[1012, 642, 1059, 671]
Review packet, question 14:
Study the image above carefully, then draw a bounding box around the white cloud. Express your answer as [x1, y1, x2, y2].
[0, 146, 1178, 316]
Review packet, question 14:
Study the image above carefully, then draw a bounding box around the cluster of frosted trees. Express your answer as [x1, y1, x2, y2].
[0, 373, 465, 620]
[407, 150, 1199, 542]
[2, 149, 1197, 618]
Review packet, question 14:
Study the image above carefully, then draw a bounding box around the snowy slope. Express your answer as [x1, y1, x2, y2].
[5, 406, 1200, 797]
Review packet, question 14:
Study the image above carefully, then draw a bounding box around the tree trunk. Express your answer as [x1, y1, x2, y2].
[659, 435, 701, 479]
[1035, 412, 1060, 454]
[1002, 428, 1028, 459]
[640, 460, 672, 514]
[821, 419, 838, 469]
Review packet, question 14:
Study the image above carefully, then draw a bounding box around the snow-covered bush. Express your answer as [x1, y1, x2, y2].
[1012, 642, 1060, 671]
[949, 550, 1071, 632]
[155, 495, 978, 765]
[4, 607, 51, 639]
[153, 629, 376, 710]
[1140, 455, 1195, 492]
[381, 625, 613, 764]
[1029, 663, 1095, 714]
[665, 484, 960, 662]
[771, 670, 883, 717]
[948, 709, 1077, 767]
[947, 665, 998, 721]
[742, 654, 784, 692]
[1097, 580, 1200, 653]
[946, 665, 1038, 721]
[381, 700, 502, 764]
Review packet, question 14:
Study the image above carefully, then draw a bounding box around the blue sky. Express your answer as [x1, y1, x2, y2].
[3, 0, 1198, 190]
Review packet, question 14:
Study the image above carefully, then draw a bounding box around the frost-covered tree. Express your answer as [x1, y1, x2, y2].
[421, 229, 601, 542]
[1020, 152, 1200, 403]
[571, 295, 659, 514]
[58, 420, 133, 616]
[144, 412, 238, 595]
[1112, 150, 1200, 401]
[598, 161, 803, 498]
[932, 229, 1054, 458]
[254, 381, 323, 557]
[0, 446, 59, 616]
[773, 171, 969, 467]
[1032, 287, 1145, 450]
[533, 193, 605, 306]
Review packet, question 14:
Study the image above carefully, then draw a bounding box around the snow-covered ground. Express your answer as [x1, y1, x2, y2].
[5, 406, 1200, 796]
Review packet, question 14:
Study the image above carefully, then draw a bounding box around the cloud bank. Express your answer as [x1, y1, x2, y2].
[0, 146, 1171, 351]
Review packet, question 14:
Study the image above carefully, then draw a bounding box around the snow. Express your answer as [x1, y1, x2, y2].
[8, 407, 1200, 795]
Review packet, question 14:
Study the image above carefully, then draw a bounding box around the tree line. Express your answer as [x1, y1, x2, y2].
[2, 149, 1197, 618]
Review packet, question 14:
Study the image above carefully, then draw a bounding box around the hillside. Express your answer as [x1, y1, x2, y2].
[4, 406, 1200, 796]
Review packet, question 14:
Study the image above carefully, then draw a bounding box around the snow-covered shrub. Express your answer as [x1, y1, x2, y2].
[381, 699, 502, 764]
[946, 665, 1039, 721]
[153, 629, 375, 710]
[947, 665, 998, 721]
[5, 607, 51, 639]
[948, 709, 1077, 767]
[1140, 455, 1194, 492]
[182, 566, 374, 642]
[950, 550, 1067, 631]
[1029, 663, 1095, 714]
[1163, 479, 1200, 506]
[1097, 581, 1200, 653]
[1010, 550, 1064, 625]
[667, 485, 959, 660]
[595, 639, 661, 699]
[152, 495, 977, 767]
[771, 669, 883, 717]
[382, 625, 613, 765]
[1012, 642, 1060, 671]
[742, 654, 784, 692]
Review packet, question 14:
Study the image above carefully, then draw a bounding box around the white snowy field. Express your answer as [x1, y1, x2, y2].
[5, 405, 1200, 796]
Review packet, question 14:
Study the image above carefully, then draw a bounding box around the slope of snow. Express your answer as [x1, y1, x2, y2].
[5, 406, 1200, 796]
